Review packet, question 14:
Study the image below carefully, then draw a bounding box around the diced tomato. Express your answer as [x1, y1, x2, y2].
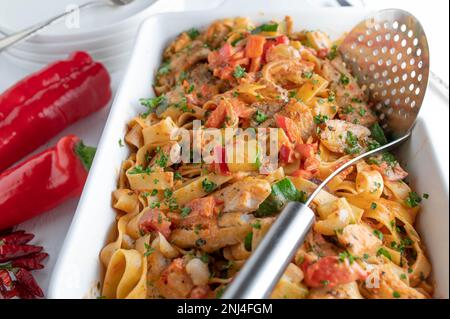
[295, 143, 318, 159]
[205, 102, 227, 128]
[212, 145, 230, 175]
[233, 101, 255, 119]
[139, 208, 172, 238]
[205, 99, 253, 128]
[275, 35, 290, 45]
[245, 35, 266, 58]
[186, 196, 217, 219]
[317, 48, 329, 59]
[274, 114, 303, 144]
[303, 256, 367, 288]
[262, 35, 290, 64]
[172, 196, 221, 229]
[303, 156, 320, 173]
[292, 169, 314, 180]
[208, 43, 233, 68]
[249, 57, 262, 72]
[279, 144, 295, 164]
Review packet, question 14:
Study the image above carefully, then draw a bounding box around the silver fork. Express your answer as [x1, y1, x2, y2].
[0, 0, 135, 52]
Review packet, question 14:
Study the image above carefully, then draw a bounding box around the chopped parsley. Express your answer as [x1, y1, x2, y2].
[128, 165, 152, 175]
[339, 74, 350, 86]
[155, 147, 168, 168]
[373, 229, 384, 240]
[393, 291, 401, 298]
[376, 247, 392, 260]
[118, 139, 124, 147]
[370, 122, 388, 145]
[200, 254, 210, 264]
[254, 110, 268, 124]
[358, 108, 367, 116]
[151, 189, 158, 196]
[143, 243, 155, 257]
[244, 232, 253, 251]
[163, 189, 173, 199]
[251, 23, 279, 34]
[382, 152, 397, 166]
[339, 251, 356, 264]
[327, 44, 338, 60]
[180, 207, 192, 218]
[251, 220, 262, 229]
[150, 202, 161, 208]
[371, 202, 378, 210]
[328, 92, 336, 102]
[233, 65, 246, 79]
[158, 61, 171, 75]
[202, 178, 217, 193]
[195, 238, 206, 247]
[405, 191, 422, 208]
[186, 28, 200, 40]
[303, 71, 314, 79]
[174, 172, 183, 180]
[187, 84, 195, 94]
[140, 95, 166, 117]
[423, 193, 429, 199]
[313, 114, 329, 125]
[367, 139, 381, 151]
[231, 36, 243, 47]
[342, 105, 355, 114]
[344, 131, 361, 154]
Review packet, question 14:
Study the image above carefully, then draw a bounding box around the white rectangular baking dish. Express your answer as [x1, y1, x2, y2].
[47, 0, 449, 299]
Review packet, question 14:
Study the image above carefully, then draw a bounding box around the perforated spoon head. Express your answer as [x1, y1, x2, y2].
[339, 9, 430, 139]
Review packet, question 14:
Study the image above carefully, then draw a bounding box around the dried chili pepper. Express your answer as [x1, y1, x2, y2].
[0, 230, 34, 245]
[10, 252, 48, 271]
[0, 244, 43, 263]
[13, 268, 44, 298]
[0, 269, 13, 288]
[0, 229, 47, 299]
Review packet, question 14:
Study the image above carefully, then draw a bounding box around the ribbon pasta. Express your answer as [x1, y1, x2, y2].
[100, 16, 433, 299]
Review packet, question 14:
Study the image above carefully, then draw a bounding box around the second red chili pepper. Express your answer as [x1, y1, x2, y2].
[0, 135, 96, 230]
[0, 51, 111, 172]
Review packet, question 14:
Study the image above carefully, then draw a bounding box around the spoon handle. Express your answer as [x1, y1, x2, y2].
[0, 1, 100, 52]
[222, 202, 315, 299]
[222, 132, 411, 299]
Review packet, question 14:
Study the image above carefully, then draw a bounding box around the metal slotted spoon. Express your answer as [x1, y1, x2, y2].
[222, 9, 430, 299]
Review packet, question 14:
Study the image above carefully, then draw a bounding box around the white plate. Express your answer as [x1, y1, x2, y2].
[47, 0, 449, 299]
[0, 0, 157, 37]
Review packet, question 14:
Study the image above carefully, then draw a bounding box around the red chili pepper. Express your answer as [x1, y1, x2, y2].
[13, 268, 44, 298]
[0, 51, 93, 121]
[0, 51, 111, 171]
[0, 230, 34, 245]
[0, 244, 43, 263]
[0, 135, 95, 230]
[10, 252, 48, 270]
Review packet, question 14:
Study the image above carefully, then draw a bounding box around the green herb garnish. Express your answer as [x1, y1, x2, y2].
[202, 178, 217, 193]
[254, 110, 268, 124]
[233, 65, 246, 79]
